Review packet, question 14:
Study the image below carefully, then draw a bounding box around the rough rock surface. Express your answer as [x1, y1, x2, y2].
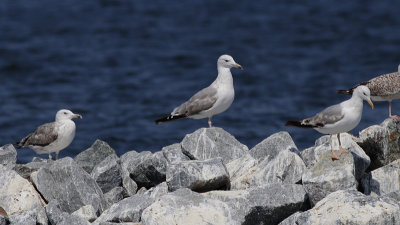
[0, 165, 47, 225]
[249, 131, 298, 163]
[104, 187, 125, 206]
[227, 132, 305, 190]
[71, 205, 98, 222]
[141, 188, 236, 225]
[14, 160, 49, 179]
[358, 118, 400, 171]
[91, 154, 122, 193]
[361, 159, 400, 196]
[301, 134, 370, 205]
[121, 151, 167, 189]
[58, 214, 91, 225]
[45, 200, 68, 225]
[74, 139, 117, 173]
[205, 183, 309, 225]
[166, 157, 230, 192]
[0, 144, 17, 169]
[142, 182, 168, 200]
[181, 127, 248, 164]
[36, 157, 107, 214]
[161, 143, 189, 164]
[279, 189, 400, 225]
[94, 195, 153, 224]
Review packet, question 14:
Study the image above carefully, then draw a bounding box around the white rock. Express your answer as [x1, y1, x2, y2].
[361, 159, 400, 196]
[71, 205, 98, 222]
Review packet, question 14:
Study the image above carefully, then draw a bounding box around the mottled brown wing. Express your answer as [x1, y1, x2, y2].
[22, 122, 58, 147]
[367, 72, 400, 96]
[302, 104, 344, 127]
[172, 86, 218, 116]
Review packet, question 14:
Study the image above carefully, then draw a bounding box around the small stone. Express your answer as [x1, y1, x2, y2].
[166, 157, 230, 192]
[71, 205, 98, 222]
[162, 143, 189, 164]
[94, 195, 153, 223]
[36, 157, 107, 213]
[0, 144, 17, 169]
[74, 140, 116, 174]
[181, 127, 248, 164]
[91, 154, 122, 193]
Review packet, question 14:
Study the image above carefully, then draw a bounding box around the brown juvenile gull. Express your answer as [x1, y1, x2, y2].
[15, 109, 82, 160]
[286, 86, 374, 160]
[337, 64, 400, 121]
[155, 54, 242, 127]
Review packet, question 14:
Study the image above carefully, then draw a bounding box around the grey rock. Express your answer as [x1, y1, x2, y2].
[94, 195, 153, 223]
[75, 140, 116, 173]
[0, 144, 17, 169]
[167, 157, 230, 192]
[227, 133, 305, 190]
[0, 165, 47, 225]
[120, 151, 139, 196]
[181, 127, 248, 164]
[142, 182, 168, 200]
[46, 200, 67, 225]
[301, 134, 370, 205]
[162, 143, 189, 164]
[280, 189, 400, 225]
[58, 214, 91, 225]
[36, 157, 107, 213]
[361, 159, 400, 196]
[250, 131, 298, 163]
[141, 188, 237, 225]
[358, 118, 400, 171]
[104, 187, 125, 206]
[71, 205, 98, 222]
[136, 187, 147, 195]
[0, 215, 6, 225]
[91, 154, 122, 193]
[121, 150, 167, 189]
[14, 160, 49, 180]
[278, 212, 302, 225]
[205, 183, 309, 225]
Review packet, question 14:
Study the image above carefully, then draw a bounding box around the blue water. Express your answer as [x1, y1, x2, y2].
[1, 1, 400, 163]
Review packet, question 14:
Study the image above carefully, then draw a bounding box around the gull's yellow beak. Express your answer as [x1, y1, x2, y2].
[74, 114, 83, 119]
[367, 99, 374, 109]
[234, 63, 243, 70]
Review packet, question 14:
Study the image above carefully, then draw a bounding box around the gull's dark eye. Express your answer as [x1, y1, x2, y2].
[64, 112, 67, 115]
[224, 59, 229, 62]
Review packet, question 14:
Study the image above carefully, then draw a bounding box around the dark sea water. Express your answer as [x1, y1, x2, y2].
[1, 1, 400, 163]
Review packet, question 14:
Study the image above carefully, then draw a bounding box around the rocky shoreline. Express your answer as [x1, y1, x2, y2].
[1, 119, 400, 225]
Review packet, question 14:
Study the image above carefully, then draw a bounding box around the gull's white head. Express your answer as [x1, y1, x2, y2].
[217, 54, 242, 70]
[353, 85, 374, 109]
[56, 109, 83, 121]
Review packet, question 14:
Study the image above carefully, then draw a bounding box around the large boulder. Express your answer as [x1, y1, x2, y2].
[94, 195, 153, 224]
[361, 159, 400, 196]
[0, 144, 17, 169]
[249, 131, 298, 163]
[0, 165, 47, 225]
[120, 151, 139, 196]
[14, 160, 49, 180]
[227, 132, 305, 190]
[205, 183, 309, 225]
[91, 154, 122, 193]
[358, 118, 400, 171]
[181, 127, 248, 164]
[162, 143, 189, 164]
[45, 200, 68, 225]
[279, 189, 400, 225]
[74, 140, 117, 174]
[301, 134, 370, 205]
[35, 157, 107, 214]
[141, 188, 237, 225]
[166, 157, 230, 192]
[120, 150, 167, 189]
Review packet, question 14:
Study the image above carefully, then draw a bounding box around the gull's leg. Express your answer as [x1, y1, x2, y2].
[56, 152, 59, 160]
[208, 117, 213, 128]
[337, 133, 350, 159]
[389, 101, 400, 122]
[330, 134, 340, 160]
[48, 153, 52, 160]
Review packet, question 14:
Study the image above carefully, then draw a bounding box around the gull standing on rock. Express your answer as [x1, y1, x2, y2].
[286, 86, 374, 160]
[15, 109, 82, 160]
[337, 64, 400, 121]
[155, 54, 242, 127]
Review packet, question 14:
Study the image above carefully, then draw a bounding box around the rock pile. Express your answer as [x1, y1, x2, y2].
[1, 119, 400, 225]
